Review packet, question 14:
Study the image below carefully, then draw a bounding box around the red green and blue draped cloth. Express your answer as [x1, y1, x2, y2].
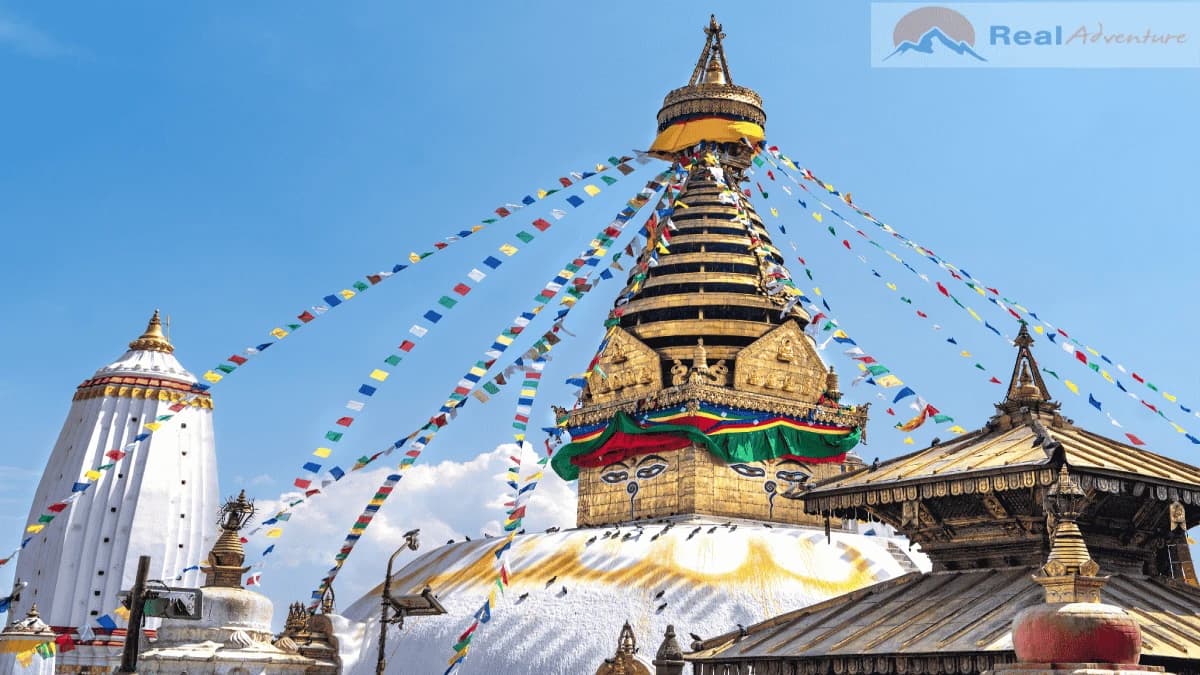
[551, 402, 862, 481]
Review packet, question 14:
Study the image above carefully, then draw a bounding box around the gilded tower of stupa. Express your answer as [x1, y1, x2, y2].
[551, 16, 869, 528]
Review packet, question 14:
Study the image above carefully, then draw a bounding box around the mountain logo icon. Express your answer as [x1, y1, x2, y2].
[885, 6, 986, 61]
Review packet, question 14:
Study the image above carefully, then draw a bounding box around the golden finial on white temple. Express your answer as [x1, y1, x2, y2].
[128, 309, 175, 354]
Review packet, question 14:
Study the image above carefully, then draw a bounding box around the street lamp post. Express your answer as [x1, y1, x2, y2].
[376, 530, 445, 675]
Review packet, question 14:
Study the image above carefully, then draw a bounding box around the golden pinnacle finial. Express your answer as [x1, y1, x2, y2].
[1036, 466, 1106, 603]
[1003, 322, 1050, 405]
[687, 14, 732, 87]
[128, 309, 175, 354]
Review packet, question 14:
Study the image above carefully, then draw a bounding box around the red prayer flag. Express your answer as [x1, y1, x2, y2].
[105, 449, 127, 461]
[532, 218, 552, 232]
[228, 354, 249, 365]
[990, 377, 1002, 384]
[842, 240, 851, 249]
[47, 502, 68, 513]
[1075, 351, 1088, 364]
[453, 283, 471, 296]
[336, 417, 354, 427]
[559, 177, 572, 187]
[399, 340, 416, 352]
[494, 207, 510, 217]
[1125, 433, 1145, 446]
[296, 312, 315, 325]
[1132, 373, 1145, 383]
[294, 478, 312, 490]
[936, 282, 949, 297]
[917, 311, 928, 318]
[56, 633, 76, 653]
[433, 241, 448, 249]
[886, 408, 895, 416]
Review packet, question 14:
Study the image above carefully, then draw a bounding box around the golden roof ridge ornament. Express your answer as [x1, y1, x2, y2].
[1037, 466, 1104, 602]
[993, 321, 1062, 426]
[128, 309, 175, 354]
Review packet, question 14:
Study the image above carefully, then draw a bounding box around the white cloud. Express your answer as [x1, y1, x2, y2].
[247, 443, 576, 608]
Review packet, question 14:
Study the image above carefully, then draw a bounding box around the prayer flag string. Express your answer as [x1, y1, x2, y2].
[757, 144, 1195, 447]
[288, 159, 644, 492]
[302, 169, 680, 605]
[1, 154, 651, 572]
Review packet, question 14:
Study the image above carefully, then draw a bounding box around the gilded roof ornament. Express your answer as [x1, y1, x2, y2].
[1036, 466, 1105, 603]
[202, 489, 256, 588]
[128, 309, 175, 354]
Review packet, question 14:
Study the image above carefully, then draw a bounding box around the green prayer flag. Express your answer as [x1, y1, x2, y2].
[601, 175, 617, 185]
[438, 296, 457, 309]
[38, 514, 54, 523]
[933, 414, 954, 423]
[353, 281, 369, 291]
[483, 382, 500, 395]
[325, 431, 343, 442]
[515, 231, 535, 243]
[216, 364, 236, 374]
[384, 355, 401, 366]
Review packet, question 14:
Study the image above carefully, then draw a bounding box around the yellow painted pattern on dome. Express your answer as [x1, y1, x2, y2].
[374, 527, 883, 607]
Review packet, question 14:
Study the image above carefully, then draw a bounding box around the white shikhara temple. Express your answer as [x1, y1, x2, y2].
[9, 312, 219, 670]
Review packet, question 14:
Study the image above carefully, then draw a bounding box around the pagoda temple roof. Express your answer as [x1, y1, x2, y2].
[688, 567, 1200, 672]
[806, 321, 1200, 512]
[806, 422, 1200, 500]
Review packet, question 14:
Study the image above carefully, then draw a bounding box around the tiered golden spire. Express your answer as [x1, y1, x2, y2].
[128, 309, 175, 354]
[202, 490, 256, 588]
[1036, 466, 1105, 603]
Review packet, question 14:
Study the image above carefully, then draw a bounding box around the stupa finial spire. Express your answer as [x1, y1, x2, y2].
[128, 308, 175, 354]
[1003, 322, 1052, 405]
[689, 15, 732, 86]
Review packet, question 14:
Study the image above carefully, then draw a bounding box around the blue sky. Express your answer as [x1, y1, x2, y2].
[2, 2, 1198, 621]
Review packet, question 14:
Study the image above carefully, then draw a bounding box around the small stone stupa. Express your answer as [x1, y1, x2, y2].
[0, 605, 58, 675]
[137, 491, 333, 674]
[991, 467, 1160, 675]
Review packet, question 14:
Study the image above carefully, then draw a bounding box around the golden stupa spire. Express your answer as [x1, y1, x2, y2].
[128, 309, 175, 354]
[1036, 466, 1105, 603]
[689, 15, 733, 86]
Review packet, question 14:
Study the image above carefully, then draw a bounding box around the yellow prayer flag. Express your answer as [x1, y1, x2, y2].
[1034, 325, 1044, 334]
[409, 252, 422, 263]
[496, 335, 513, 346]
[886, 282, 897, 291]
[520, 388, 537, 397]
[25, 524, 44, 534]
[875, 374, 903, 388]
[114, 605, 130, 620]
[973, 285, 985, 296]
[499, 243, 518, 256]
[313, 447, 332, 458]
[949, 425, 967, 434]
[1188, 535, 1197, 545]
[1172, 423, 1186, 434]
[85, 470, 102, 481]
[770, 207, 779, 217]
[537, 189, 548, 199]
[369, 498, 385, 507]
[783, 157, 797, 169]
[1064, 380, 1080, 395]
[16, 650, 33, 667]
[813, 287, 822, 296]
[340, 289, 356, 300]
[903, 437, 914, 445]
[203, 371, 223, 383]
[1086, 347, 1100, 357]
[143, 422, 161, 432]
[857, 362, 867, 372]
[469, 366, 487, 377]
[369, 369, 389, 382]
[812, 212, 823, 222]
[271, 327, 289, 339]
[1101, 370, 1114, 384]
[967, 308, 982, 322]
[960, 351, 971, 358]
[267, 528, 283, 538]
[471, 225, 484, 232]
[584, 184, 601, 197]
[450, 646, 470, 666]
[1164, 392, 1178, 402]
